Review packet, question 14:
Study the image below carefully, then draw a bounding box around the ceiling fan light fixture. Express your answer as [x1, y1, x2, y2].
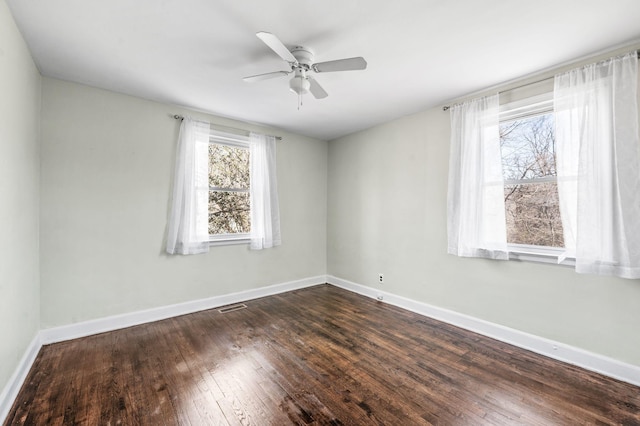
[289, 75, 310, 95]
[245, 32, 367, 101]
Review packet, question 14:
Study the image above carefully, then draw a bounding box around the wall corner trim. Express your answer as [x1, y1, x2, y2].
[326, 274, 640, 387]
[0, 334, 42, 424]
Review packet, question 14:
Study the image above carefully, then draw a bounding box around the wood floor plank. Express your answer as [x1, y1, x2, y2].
[5, 284, 640, 425]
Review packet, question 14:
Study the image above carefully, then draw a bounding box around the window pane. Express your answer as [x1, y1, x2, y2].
[209, 191, 250, 234]
[209, 144, 249, 189]
[504, 182, 564, 247]
[500, 113, 556, 180]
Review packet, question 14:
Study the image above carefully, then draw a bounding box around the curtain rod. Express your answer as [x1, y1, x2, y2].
[442, 50, 640, 112]
[441, 75, 552, 111]
[173, 114, 283, 141]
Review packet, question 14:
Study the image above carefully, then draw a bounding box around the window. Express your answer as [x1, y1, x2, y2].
[208, 132, 251, 243]
[499, 94, 567, 261]
[167, 118, 281, 255]
[448, 52, 638, 275]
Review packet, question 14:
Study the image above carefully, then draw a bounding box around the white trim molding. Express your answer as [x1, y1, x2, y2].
[40, 275, 327, 345]
[0, 334, 41, 423]
[4, 273, 639, 424]
[2, 275, 326, 424]
[327, 275, 640, 387]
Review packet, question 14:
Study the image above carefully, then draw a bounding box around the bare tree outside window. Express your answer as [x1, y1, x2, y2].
[500, 113, 564, 247]
[208, 143, 251, 235]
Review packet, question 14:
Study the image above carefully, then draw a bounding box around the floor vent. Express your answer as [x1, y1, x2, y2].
[218, 303, 247, 313]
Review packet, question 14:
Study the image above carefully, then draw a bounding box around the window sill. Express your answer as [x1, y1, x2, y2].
[209, 234, 250, 247]
[507, 244, 575, 267]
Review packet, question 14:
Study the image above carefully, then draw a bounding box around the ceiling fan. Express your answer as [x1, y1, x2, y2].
[243, 32, 367, 100]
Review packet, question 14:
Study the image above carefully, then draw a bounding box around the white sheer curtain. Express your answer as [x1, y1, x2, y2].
[554, 52, 640, 278]
[249, 132, 281, 249]
[166, 117, 211, 255]
[447, 94, 508, 259]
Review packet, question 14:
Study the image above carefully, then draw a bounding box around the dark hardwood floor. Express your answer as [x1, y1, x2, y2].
[5, 284, 640, 425]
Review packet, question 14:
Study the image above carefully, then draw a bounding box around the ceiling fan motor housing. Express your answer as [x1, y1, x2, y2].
[290, 46, 314, 68]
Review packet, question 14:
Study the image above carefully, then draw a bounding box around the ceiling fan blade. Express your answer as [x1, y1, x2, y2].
[308, 77, 328, 99]
[312, 57, 367, 73]
[256, 32, 298, 64]
[243, 71, 289, 83]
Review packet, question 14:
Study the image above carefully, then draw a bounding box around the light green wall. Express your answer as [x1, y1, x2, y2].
[40, 78, 327, 327]
[4, 2, 640, 392]
[327, 94, 640, 367]
[0, 0, 41, 392]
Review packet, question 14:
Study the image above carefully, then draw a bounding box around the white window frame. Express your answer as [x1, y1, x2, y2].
[208, 130, 251, 246]
[499, 93, 574, 266]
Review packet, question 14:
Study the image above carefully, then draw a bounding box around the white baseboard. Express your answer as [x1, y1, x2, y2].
[0, 334, 41, 423]
[327, 275, 640, 387]
[2, 275, 326, 424]
[4, 273, 638, 425]
[40, 275, 327, 345]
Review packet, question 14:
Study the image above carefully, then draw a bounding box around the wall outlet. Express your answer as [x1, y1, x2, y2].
[378, 273, 384, 284]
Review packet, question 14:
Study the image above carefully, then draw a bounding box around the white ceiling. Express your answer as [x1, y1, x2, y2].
[7, 0, 640, 141]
